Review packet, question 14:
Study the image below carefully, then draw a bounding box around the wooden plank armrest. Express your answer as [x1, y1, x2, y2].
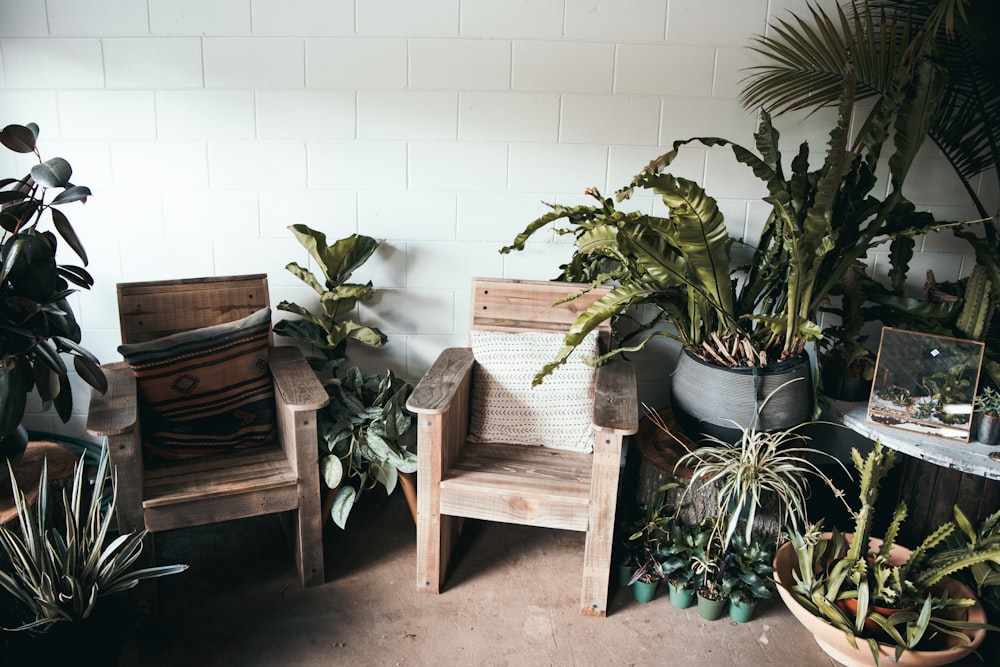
[270, 346, 329, 411]
[86, 362, 138, 436]
[406, 348, 475, 415]
[593, 358, 638, 436]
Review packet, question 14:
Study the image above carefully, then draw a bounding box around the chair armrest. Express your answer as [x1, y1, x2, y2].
[86, 362, 138, 436]
[593, 357, 638, 436]
[270, 346, 329, 412]
[406, 348, 475, 414]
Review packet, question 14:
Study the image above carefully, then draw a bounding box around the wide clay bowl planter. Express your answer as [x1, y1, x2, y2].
[773, 534, 987, 667]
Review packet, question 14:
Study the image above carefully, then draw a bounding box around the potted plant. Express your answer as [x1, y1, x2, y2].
[672, 400, 849, 551]
[501, 59, 956, 441]
[973, 386, 1000, 445]
[0, 123, 106, 459]
[0, 445, 186, 660]
[690, 519, 728, 621]
[624, 489, 677, 603]
[742, 0, 1000, 391]
[775, 441, 1000, 665]
[273, 224, 416, 528]
[721, 529, 774, 623]
[658, 517, 705, 610]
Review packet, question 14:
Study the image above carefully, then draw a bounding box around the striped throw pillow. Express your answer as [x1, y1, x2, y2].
[467, 330, 599, 453]
[118, 308, 276, 461]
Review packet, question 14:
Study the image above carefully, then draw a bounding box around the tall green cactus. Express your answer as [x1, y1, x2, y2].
[846, 443, 897, 564]
[956, 264, 995, 341]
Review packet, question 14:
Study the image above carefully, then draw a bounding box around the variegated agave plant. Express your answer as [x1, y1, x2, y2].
[0, 446, 186, 631]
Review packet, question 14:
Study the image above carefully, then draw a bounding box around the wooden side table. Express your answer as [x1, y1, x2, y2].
[0, 441, 81, 526]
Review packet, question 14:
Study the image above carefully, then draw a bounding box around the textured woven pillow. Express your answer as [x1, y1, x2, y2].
[468, 330, 599, 453]
[118, 307, 276, 461]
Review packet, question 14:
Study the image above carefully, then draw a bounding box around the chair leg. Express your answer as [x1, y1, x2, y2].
[580, 432, 624, 616]
[131, 533, 159, 618]
[294, 498, 325, 587]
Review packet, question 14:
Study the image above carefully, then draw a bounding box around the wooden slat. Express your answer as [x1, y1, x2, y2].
[270, 346, 330, 411]
[144, 487, 300, 532]
[440, 442, 592, 530]
[581, 430, 624, 616]
[117, 274, 270, 344]
[86, 363, 138, 436]
[142, 446, 293, 506]
[415, 349, 474, 593]
[470, 278, 610, 337]
[407, 348, 476, 415]
[593, 357, 638, 436]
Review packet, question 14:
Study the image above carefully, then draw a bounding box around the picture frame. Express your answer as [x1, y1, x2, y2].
[867, 327, 985, 442]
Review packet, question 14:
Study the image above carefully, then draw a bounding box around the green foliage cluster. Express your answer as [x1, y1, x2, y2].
[0, 447, 186, 630]
[0, 123, 106, 439]
[274, 224, 415, 529]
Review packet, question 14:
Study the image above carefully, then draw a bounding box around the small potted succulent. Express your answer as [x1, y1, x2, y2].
[721, 529, 774, 623]
[973, 386, 1000, 445]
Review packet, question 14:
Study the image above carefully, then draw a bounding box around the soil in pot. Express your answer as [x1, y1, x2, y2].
[696, 588, 727, 621]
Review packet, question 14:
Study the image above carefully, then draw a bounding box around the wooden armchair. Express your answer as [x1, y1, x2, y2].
[87, 275, 329, 612]
[406, 278, 638, 616]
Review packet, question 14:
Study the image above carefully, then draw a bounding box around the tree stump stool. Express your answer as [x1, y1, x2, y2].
[634, 406, 719, 527]
[0, 441, 81, 526]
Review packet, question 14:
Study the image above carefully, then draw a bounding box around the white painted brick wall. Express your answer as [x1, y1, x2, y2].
[0, 0, 989, 443]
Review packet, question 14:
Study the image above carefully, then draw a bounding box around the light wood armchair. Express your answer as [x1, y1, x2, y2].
[87, 274, 329, 613]
[406, 278, 638, 616]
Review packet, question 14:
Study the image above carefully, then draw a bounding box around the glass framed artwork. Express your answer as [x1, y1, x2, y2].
[867, 327, 985, 442]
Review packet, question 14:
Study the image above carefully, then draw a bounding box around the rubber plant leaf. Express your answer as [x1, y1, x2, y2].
[29, 158, 72, 189]
[49, 207, 87, 265]
[0, 124, 36, 153]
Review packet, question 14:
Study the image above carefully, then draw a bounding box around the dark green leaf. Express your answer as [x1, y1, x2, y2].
[330, 486, 357, 529]
[0, 358, 31, 437]
[73, 355, 107, 394]
[49, 185, 91, 206]
[49, 208, 88, 265]
[30, 158, 72, 189]
[0, 124, 37, 153]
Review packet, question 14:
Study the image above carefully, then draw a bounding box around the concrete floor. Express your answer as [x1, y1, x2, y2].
[110, 489, 854, 667]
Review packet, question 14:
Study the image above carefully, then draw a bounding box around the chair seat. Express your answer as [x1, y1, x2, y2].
[440, 442, 592, 531]
[141, 445, 300, 532]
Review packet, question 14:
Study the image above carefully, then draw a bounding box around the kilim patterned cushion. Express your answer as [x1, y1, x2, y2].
[467, 330, 599, 453]
[118, 308, 276, 461]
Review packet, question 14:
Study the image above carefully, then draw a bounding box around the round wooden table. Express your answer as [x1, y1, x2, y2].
[0, 441, 81, 525]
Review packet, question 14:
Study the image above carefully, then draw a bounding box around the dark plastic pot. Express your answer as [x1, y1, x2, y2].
[696, 590, 727, 621]
[728, 598, 758, 623]
[631, 579, 658, 603]
[667, 581, 695, 609]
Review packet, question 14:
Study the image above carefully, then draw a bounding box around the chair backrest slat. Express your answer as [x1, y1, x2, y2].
[117, 274, 271, 345]
[470, 277, 611, 346]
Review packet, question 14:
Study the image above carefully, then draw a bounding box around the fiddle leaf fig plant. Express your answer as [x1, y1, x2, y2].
[274, 224, 414, 529]
[0, 123, 106, 440]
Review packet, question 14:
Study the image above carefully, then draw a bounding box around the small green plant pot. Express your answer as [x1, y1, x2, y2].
[696, 592, 727, 621]
[667, 581, 695, 609]
[631, 579, 658, 603]
[728, 598, 758, 623]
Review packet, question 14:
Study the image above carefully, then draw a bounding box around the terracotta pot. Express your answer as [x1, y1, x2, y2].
[774, 534, 987, 667]
[838, 597, 917, 635]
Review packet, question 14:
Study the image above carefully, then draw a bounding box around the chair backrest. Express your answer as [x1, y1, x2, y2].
[117, 274, 271, 345]
[469, 277, 611, 347]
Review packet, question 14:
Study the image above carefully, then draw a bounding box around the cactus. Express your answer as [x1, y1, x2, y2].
[956, 264, 995, 341]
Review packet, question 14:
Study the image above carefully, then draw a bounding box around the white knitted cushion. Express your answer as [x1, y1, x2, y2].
[467, 330, 599, 453]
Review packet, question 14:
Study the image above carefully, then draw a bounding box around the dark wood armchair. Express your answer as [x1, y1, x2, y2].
[87, 274, 328, 612]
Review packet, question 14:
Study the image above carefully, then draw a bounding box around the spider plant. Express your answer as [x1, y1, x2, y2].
[665, 381, 850, 550]
[0, 445, 186, 631]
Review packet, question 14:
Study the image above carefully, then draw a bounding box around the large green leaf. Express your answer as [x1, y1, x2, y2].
[30, 158, 72, 189]
[330, 486, 357, 529]
[287, 225, 380, 288]
[0, 358, 31, 437]
[0, 124, 36, 154]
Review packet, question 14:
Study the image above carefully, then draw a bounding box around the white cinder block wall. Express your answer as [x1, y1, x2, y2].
[0, 0, 990, 443]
